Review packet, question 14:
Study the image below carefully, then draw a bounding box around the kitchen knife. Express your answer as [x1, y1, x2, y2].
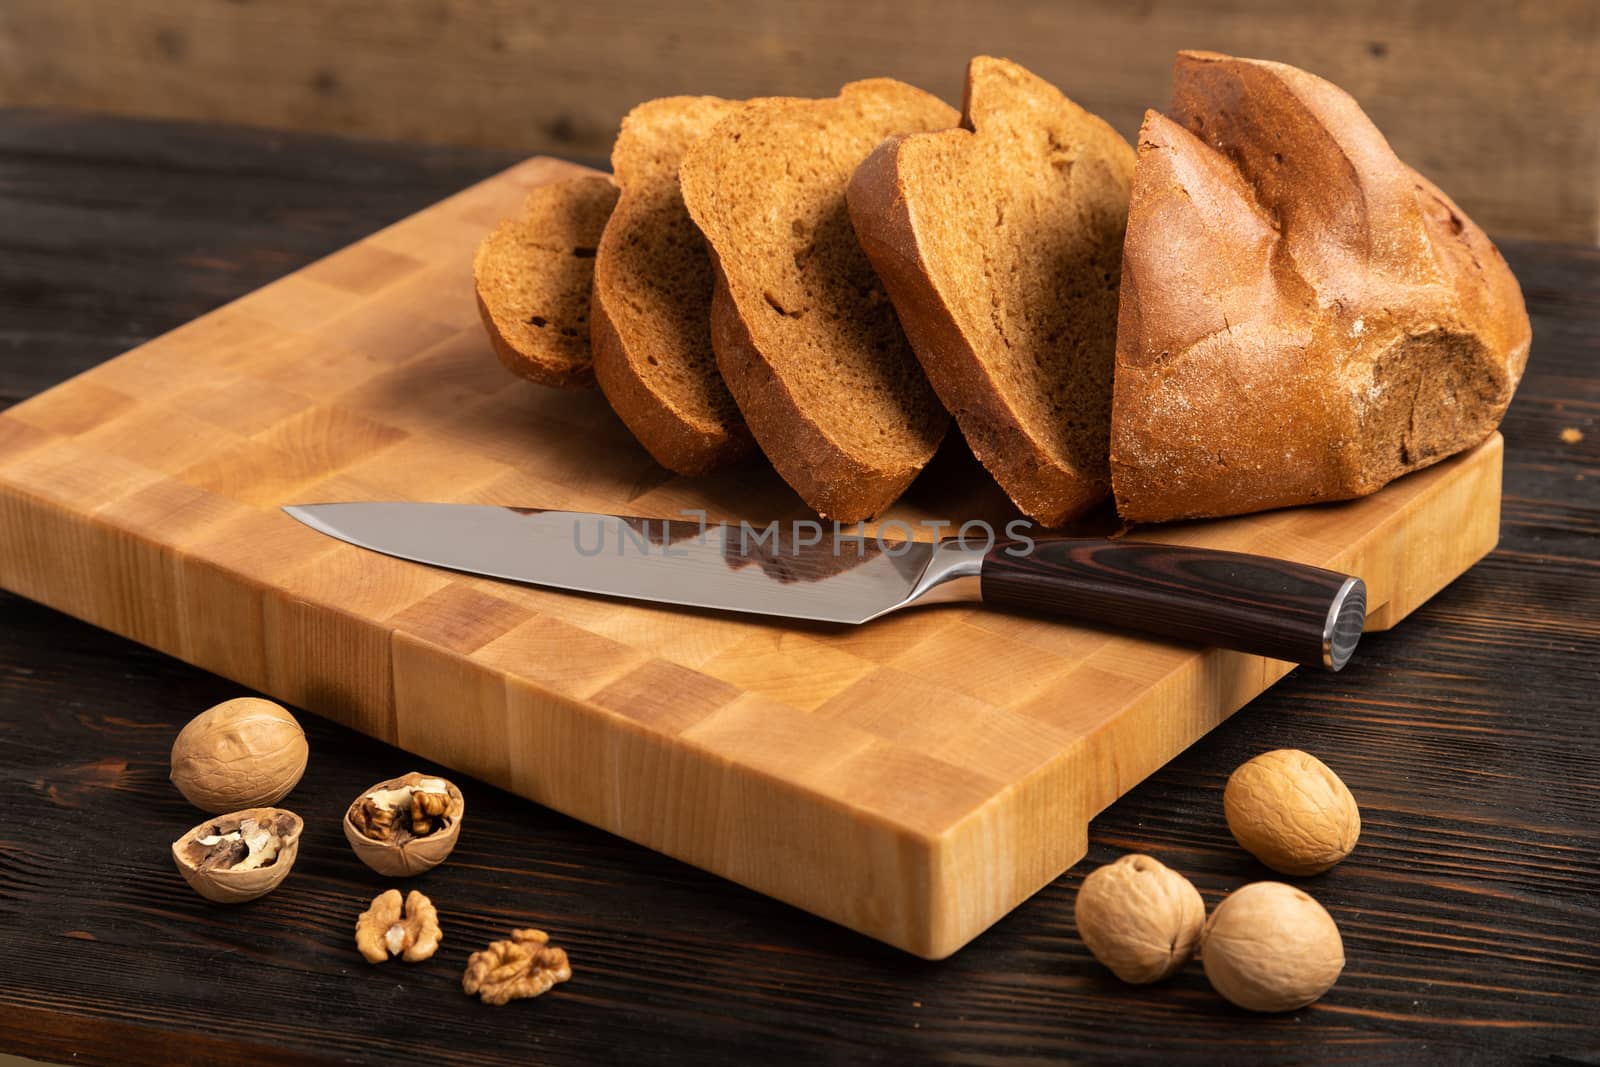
[283, 504, 1366, 670]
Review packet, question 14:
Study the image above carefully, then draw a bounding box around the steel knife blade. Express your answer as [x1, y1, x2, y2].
[282, 503, 1365, 669]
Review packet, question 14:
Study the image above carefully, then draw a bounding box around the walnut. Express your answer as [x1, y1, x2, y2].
[349, 793, 398, 841]
[355, 889, 441, 964]
[1074, 853, 1206, 983]
[169, 697, 308, 814]
[1200, 881, 1345, 1011]
[344, 772, 465, 877]
[171, 807, 304, 903]
[1224, 749, 1361, 875]
[462, 929, 572, 1005]
[349, 783, 452, 842]
[409, 787, 450, 836]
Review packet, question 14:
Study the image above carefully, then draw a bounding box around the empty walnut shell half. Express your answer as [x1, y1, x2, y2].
[343, 771, 465, 877]
[172, 807, 304, 904]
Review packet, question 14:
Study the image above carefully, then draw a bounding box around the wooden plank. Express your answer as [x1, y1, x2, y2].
[0, 157, 1505, 957]
[2, 0, 1596, 242]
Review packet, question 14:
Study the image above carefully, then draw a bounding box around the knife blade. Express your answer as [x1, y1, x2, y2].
[283, 503, 1366, 670]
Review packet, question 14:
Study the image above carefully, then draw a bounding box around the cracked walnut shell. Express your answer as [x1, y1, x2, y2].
[463, 929, 572, 1005]
[172, 807, 304, 903]
[1225, 749, 1360, 875]
[1074, 853, 1205, 984]
[356, 889, 441, 963]
[344, 771, 465, 877]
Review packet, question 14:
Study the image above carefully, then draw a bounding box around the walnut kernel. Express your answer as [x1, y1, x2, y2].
[352, 779, 451, 844]
[462, 929, 572, 1005]
[355, 889, 441, 964]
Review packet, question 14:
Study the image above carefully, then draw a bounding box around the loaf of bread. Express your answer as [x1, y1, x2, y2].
[680, 80, 960, 522]
[474, 174, 619, 388]
[591, 97, 753, 474]
[848, 57, 1134, 527]
[1111, 51, 1531, 522]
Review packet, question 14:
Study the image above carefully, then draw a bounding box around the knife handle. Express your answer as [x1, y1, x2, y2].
[979, 539, 1367, 670]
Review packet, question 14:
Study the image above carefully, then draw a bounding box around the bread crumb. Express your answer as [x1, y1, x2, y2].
[1560, 427, 1583, 444]
[1351, 317, 1365, 336]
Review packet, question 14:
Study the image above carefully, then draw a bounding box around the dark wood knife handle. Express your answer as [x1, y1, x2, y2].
[980, 539, 1367, 669]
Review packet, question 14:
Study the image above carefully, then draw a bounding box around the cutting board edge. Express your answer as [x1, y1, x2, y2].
[1359, 432, 1503, 631]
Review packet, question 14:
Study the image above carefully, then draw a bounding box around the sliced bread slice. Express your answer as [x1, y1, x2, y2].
[679, 79, 959, 522]
[473, 173, 619, 388]
[591, 96, 752, 474]
[847, 56, 1135, 526]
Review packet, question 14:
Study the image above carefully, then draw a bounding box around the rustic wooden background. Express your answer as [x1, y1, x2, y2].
[1, 0, 1597, 243]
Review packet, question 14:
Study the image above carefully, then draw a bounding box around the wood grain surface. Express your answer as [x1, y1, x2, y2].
[1, 110, 1597, 1065]
[0, 143, 1507, 957]
[3, 0, 1597, 243]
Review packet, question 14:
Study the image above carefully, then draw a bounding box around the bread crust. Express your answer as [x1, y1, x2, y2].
[1111, 52, 1531, 523]
[706, 267, 919, 520]
[591, 96, 752, 475]
[474, 290, 589, 389]
[472, 173, 618, 389]
[591, 276, 751, 474]
[681, 80, 958, 522]
[847, 58, 1133, 527]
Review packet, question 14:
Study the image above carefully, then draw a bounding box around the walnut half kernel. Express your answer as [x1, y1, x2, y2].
[344, 771, 465, 877]
[353, 779, 451, 845]
[356, 889, 441, 964]
[196, 818, 281, 873]
[172, 807, 304, 904]
[463, 929, 572, 1006]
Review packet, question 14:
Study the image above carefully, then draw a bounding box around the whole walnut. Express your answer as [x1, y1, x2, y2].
[1225, 749, 1360, 875]
[1200, 881, 1344, 1012]
[170, 698, 309, 814]
[1073, 853, 1206, 984]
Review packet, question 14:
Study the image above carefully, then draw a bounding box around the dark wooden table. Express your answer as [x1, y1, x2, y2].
[1, 109, 1596, 1066]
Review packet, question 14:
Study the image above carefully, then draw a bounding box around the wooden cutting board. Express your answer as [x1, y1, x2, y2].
[0, 156, 1502, 958]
